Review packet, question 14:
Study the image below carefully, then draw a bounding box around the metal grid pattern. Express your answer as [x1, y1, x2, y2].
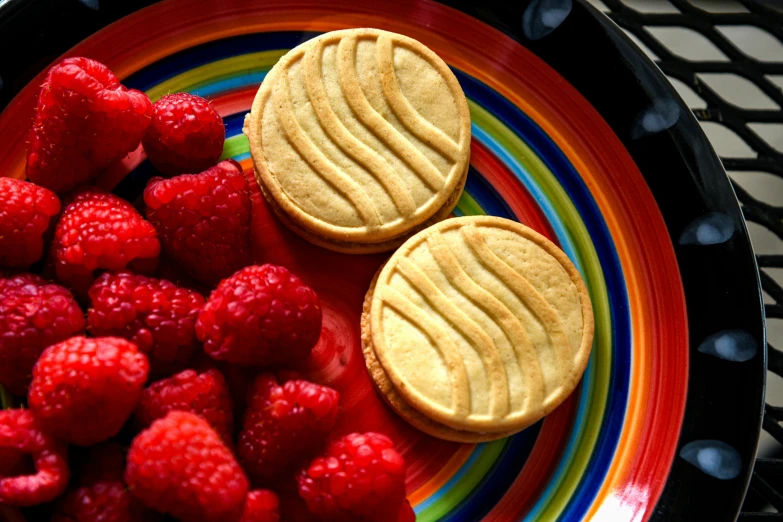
[593, 0, 783, 518]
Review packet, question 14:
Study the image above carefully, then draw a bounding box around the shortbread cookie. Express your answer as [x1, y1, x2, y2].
[362, 216, 593, 441]
[244, 28, 471, 253]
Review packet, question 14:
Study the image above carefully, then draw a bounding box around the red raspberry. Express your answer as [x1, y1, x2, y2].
[135, 368, 233, 444]
[88, 271, 204, 375]
[142, 93, 225, 175]
[52, 189, 160, 296]
[0, 273, 84, 395]
[238, 374, 339, 482]
[126, 411, 248, 522]
[26, 57, 152, 193]
[0, 409, 69, 506]
[144, 160, 250, 285]
[0, 178, 60, 268]
[297, 432, 407, 522]
[196, 265, 322, 365]
[28, 336, 149, 446]
[241, 490, 281, 522]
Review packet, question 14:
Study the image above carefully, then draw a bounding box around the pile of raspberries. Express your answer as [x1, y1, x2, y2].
[0, 57, 412, 522]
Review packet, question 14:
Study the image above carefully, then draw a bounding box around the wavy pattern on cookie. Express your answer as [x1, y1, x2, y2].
[273, 71, 381, 227]
[246, 29, 471, 243]
[336, 35, 447, 193]
[460, 224, 573, 403]
[395, 257, 509, 418]
[370, 216, 593, 433]
[376, 34, 462, 163]
[303, 37, 416, 216]
[380, 285, 471, 419]
[426, 230, 546, 413]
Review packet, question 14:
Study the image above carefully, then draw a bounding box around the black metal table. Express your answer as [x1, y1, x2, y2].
[596, 0, 782, 518]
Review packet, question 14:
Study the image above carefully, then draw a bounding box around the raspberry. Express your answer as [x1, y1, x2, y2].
[241, 490, 280, 522]
[142, 93, 225, 175]
[52, 189, 160, 296]
[26, 57, 152, 193]
[0, 178, 60, 268]
[196, 265, 322, 365]
[125, 411, 248, 522]
[135, 368, 233, 444]
[88, 271, 204, 375]
[238, 374, 339, 482]
[0, 409, 69, 506]
[144, 160, 251, 285]
[28, 336, 149, 446]
[297, 432, 407, 522]
[0, 274, 84, 395]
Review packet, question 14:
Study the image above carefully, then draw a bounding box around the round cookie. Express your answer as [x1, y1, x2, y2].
[362, 216, 594, 441]
[244, 28, 471, 253]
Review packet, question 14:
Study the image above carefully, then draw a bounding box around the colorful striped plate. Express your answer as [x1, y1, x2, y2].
[0, 0, 765, 521]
